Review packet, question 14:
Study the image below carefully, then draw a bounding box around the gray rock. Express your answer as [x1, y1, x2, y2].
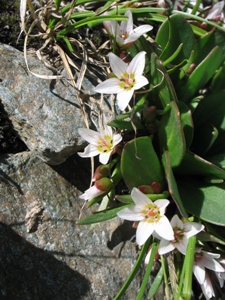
[0, 43, 99, 165]
[0, 151, 143, 299]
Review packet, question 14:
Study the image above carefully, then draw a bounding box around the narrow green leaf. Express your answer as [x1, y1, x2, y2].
[147, 266, 163, 299]
[178, 46, 223, 103]
[162, 151, 188, 217]
[113, 240, 150, 300]
[158, 101, 186, 167]
[77, 204, 132, 225]
[178, 101, 194, 149]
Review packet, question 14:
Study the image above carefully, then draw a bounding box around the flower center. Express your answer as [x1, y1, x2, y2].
[96, 135, 113, 153]
[142, 204, 160, 223]
[119, 72, 135, 90]
[171, 226, 185, 243]
[119, 30, 129, 40]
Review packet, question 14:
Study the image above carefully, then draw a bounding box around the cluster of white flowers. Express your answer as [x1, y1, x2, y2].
[77, 9, 225, 299]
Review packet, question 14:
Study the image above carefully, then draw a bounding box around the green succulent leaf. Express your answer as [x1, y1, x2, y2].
[121, 136, 165, 190]
[178, 179, 225, 226]
[155, 14, 194, 65]
[178, 101, 194, 149]
[158, 101, 186, 167]
[162, 151, 188, 217]
[178, 46, 223, 103]
[77, 204, 132, 225]
[149, 53, 178, 108]
[174, 151, 225, 179]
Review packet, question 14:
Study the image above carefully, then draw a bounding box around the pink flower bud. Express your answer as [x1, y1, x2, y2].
[138, 185, 154, 194]
[93, 165, 110, 181]
[95, 177, 112, 193]
[151, 182, 161, 193]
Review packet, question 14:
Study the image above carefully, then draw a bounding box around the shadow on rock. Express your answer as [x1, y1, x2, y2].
[0, 223, 90, 300]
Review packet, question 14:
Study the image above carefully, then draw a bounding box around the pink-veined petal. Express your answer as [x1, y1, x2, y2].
[95, 78, 123, 94]
[127, 51, 146, 75]
[119, 10, 133, 36]
[136, 220, 155, 245]
[103, 20, 117, 36]
[108, 53, 128, 78]
[78, 128, 100, 145]
[117, 206, 143, 221]
[193, 264, 206, 285]
[184, 222, 204, 239]
[134, 75, 149, 90]
[207, 1, 224, 20]
[125, 24, 153, 44]
[158, 239, 175, 255]
[154, 199, 170, 216]
[78, 144, 99, 158]
[99, 152, 111, 164]
[170, 214, 184, 229]
[116, 89, 134, 110]
[176, 237, 188, 255]
[131, 187, 152, 208]
[155, 216, 174, 240]
[201, 272, 215, 299]
[203, 254, 225, 272]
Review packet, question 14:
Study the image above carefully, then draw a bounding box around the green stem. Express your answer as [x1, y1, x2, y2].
[161, 255, 170, 300]
[136, 242, 158, 300]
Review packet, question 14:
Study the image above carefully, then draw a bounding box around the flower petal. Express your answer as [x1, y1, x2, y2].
[158, 239, 175, 255]
[99, 152, 111, 164]
[116, 89, 134, 110]
[131, 187, 152, 208]
[95, 78, 123, 94]
[117, 206, 143, 221]
[203, 254, 225, 272]
[193, 264, 206, 285]
[78, 128, 100, 145]
[176, 237, 188, 255]
[184, 222, 204, 238]
[80, 185, 104, 201]
[121, 10, 133, 33]
[155, 216, 174, 240]
[108, 53, 128, 78]
[154, 199, 170, 215]
[134, 75, 149, 90]
[170, 214, 184, 229]
[78, 144, 99, 158]
[127, 51, 146, 75]
[136, 220, 155, 245]
[113, 133, 122, 145]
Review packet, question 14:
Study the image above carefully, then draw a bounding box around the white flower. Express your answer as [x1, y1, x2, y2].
[158, 214, 204, 255]
[193, 248, 225, 285]
[103, 10, 153, 48]
[95, 51, 149, 111]
[117, 188, 174, 246]
[215, 258, 225, 288]
[206, 1, 224, 20]
[200, 272, 215, 300]
[78, 126, 122, 164]
[80, 177, 112, 201]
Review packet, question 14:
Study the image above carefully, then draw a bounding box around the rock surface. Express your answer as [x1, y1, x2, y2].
[0, 43, 99, 165]
[0, 151, 145, 300]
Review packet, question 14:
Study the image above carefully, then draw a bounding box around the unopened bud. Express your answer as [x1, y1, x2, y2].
[93, 165, 110, 181]
[95, 177, 113, 193]
[151, 182, 161, 193]
[138, 185, 154, 194]
[143, 106, 157, 123]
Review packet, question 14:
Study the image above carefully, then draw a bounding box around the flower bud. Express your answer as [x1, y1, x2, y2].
[151, 182, 161, 193]
[93, 165, 110, 181]
[95, 177, 113, 193]
[138, 185, 154, 194]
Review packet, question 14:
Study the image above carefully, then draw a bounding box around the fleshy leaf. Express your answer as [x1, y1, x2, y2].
[178, 101, 194, 149]
[155, 14, 194, 65]
[178, 179, 225, 226]
[162, 151, 188, 217]
[121, 136, 165, 190]
[158, 101, 186, 167]
[174, 151, 225, 179]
